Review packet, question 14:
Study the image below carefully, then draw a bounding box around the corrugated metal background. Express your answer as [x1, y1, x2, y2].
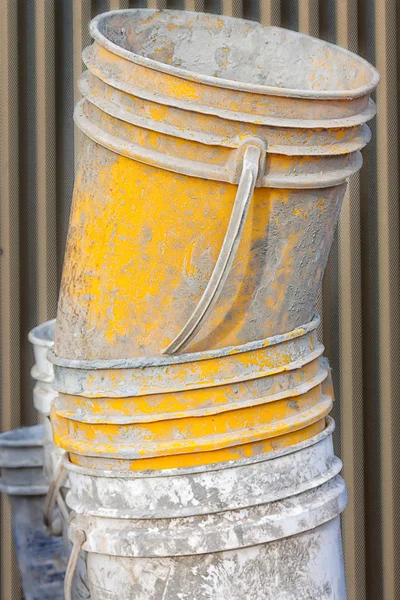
[0, 1, 399, 598]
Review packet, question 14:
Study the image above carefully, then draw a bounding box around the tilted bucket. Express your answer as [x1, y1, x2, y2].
[0, 426, 68, 600]
[50, 316, 333, 470]
[54, 9, 379, 360]
[63, 418, 348, 599]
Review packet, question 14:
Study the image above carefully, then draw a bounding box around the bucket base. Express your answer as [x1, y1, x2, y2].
[86, 517, 346, 600]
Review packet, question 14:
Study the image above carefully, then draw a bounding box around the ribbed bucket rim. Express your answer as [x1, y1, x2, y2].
[90, 9, 379, 100]
[64, 416, 334, 479]
[50, 314, 320, 370]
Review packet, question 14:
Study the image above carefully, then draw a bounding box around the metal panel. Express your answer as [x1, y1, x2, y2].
[374, 0, 400, 598]
[334, 5, 366, 600]
[0, 1, 399, 599]
[0, 0, 22, 597]
[35, 1, 58, 326]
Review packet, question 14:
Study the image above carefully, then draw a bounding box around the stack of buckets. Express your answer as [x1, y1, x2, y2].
[38, 9, 380, 599]
[0, 425, 67, 599]
[29, 320, 91, 599]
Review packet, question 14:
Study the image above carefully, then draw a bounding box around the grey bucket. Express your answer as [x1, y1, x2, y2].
[0, 426, 68, 600]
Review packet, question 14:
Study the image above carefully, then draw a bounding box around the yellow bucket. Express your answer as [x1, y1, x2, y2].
[50, 316, 332, 470]
[51, 10, 378, 471]
[54, 9, 379, 360]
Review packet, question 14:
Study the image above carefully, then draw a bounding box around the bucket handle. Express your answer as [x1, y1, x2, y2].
[43, 462, 68, 535]
[164, 143, 263, 355]
[65, 525, 86, 600]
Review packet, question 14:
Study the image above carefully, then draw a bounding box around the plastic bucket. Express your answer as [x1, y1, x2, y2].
[50, 316, 333, 470]
[63, 418, 347, 599]
[54, 9, 379, 360]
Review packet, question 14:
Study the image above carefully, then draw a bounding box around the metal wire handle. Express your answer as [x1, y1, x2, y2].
[65, 526, 86, 600]
[164, 144, 262, 355]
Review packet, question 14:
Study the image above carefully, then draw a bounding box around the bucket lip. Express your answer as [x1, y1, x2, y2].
[90, 9, 380, 101]
[49, 314, 320, 370]
[64, 416, 334, 479]
[80, 69, 376, 141]
[0, 481, 49, 496]
[28, 318, 55, 348]
[73, 476, 347, 557]
[0, 425, 45, 448]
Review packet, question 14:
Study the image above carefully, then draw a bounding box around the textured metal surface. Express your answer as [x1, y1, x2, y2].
[1, 2, 399, 600]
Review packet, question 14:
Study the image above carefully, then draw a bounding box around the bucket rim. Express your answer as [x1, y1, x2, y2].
[28, 318, 56, 348]
[0, 425, 45, 448]
[90, 9, 380, 101]
[50, 314, 320, 370]
[63, 416, 334, 479]
[72, 476, 347, 556]
[0, 481, 49, 496]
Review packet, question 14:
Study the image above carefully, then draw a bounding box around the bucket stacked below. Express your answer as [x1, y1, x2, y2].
[49, 8, 379, 599]
[50, 314, 343, 599]
[61, 418, 347, 599]
[51, 315, 331, 471]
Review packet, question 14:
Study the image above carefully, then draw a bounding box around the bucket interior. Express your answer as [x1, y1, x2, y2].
[29, 320, 55, 346]
[96, 10, 376, 94]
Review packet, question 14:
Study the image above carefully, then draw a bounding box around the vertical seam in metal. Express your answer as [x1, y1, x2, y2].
[298, 0, 319, 37]
[73, 0, 92, 171]
[147, 0, 168, 8]
[221, 0, 242, 17]
[184, 0, 205, 10]
[0, 1, 21, 598]
[35, 0, 58, 325]
[108, 0, 130, 9]
[259, 0, 281, 27]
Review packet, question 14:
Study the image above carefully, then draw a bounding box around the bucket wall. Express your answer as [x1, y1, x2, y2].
[86, 517, 346, 600]
[56, 136, 346, 359]
[64, 420, 347, 600]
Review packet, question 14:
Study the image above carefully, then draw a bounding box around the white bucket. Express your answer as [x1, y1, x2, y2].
[28, 319, 57, 416]
[28, 322, 89, 598]
[28, 320, 68, 479]
[65, 418, 347, 599]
